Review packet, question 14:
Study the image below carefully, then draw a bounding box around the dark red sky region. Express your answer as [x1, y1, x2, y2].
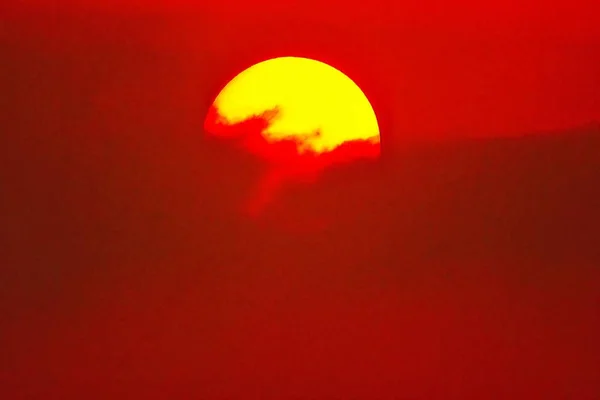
[2, 1, 599, 399]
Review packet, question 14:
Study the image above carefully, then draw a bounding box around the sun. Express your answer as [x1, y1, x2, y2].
[204, 56, 381, 219]
[205, 56, 380, 161]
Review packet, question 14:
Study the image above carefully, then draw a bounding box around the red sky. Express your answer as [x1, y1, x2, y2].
[2, 2, 599, 398]
[4, 0, 599, 144]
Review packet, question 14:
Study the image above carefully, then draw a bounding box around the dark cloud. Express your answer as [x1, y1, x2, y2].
[205, 103, 380, 218]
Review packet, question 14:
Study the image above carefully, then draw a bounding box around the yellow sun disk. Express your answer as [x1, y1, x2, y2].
[213, 57, 380, 154]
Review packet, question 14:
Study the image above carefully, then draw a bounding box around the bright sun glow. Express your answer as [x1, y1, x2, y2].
[206, 57, 380, 156]
[204, 56, 381, 219]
